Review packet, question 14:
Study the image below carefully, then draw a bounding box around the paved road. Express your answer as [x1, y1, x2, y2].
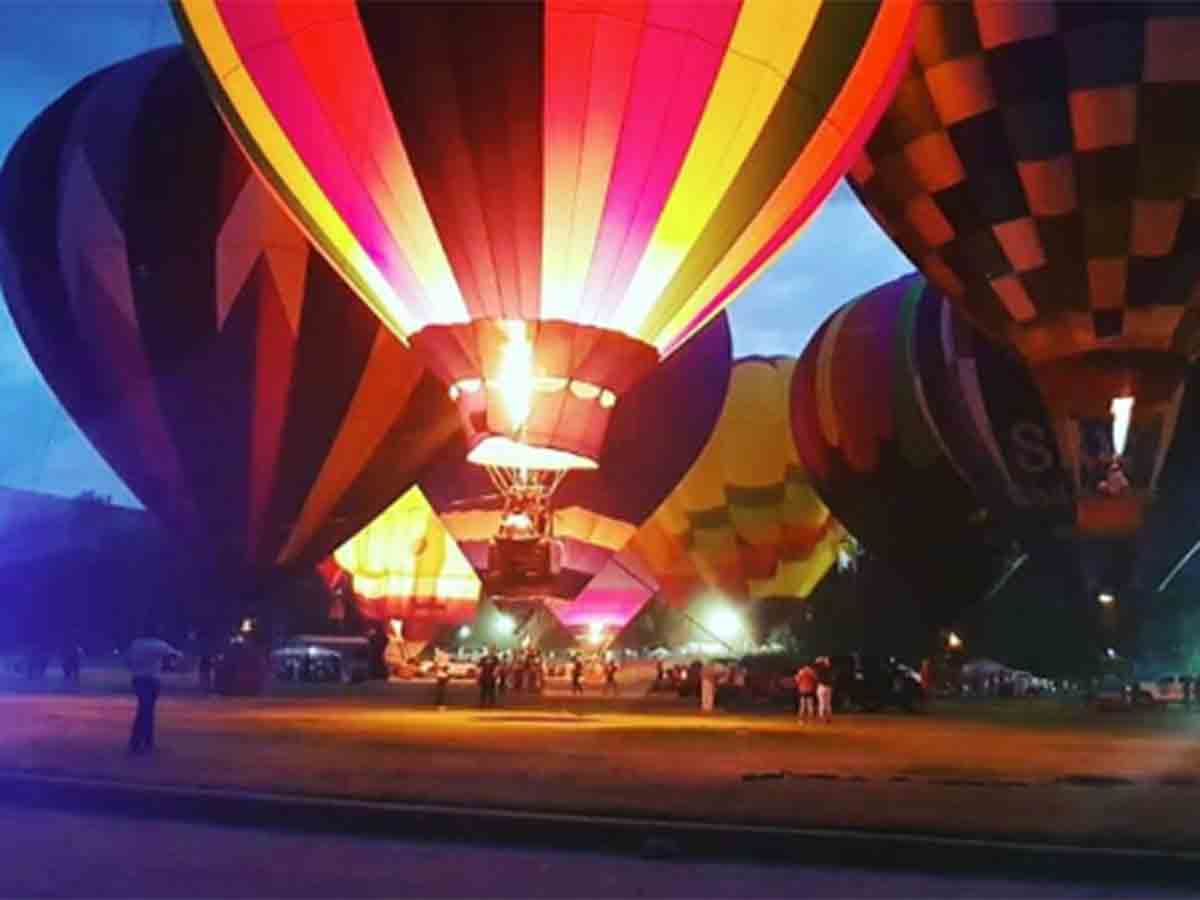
[0, 807, 1186, 898]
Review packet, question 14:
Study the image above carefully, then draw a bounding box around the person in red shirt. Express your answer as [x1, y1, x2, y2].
[794, 663, 817, 724]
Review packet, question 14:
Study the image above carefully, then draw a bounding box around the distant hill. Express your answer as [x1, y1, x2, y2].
[0, 487, 232, 650]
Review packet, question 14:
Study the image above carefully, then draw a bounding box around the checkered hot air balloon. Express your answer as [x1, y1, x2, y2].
[172, 0, 919, 568]
[0, 48, 459, 587]
[849, 1, 1200, 537]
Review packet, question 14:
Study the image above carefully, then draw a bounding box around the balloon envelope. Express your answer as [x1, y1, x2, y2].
[174, 0, 919, 464]
[791, 273, 1064, 622]
[549, 550, 656, 643]
[332, 488, 478, 641]
[638, 356, 844, 607]
[0, 48, 459, 576]
[848, 0, 1200, 536]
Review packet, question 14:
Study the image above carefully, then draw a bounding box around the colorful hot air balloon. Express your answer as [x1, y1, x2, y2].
[0, 48, 459, 589]
[640, 356, 845, 607]
[331, 487, 478, 647]
[173, 0, 920, 569]
[792, 273, 1072, 624]
[549, 550, 657, 647]
[848, 1, 1200, 537]
[420, 313, 734, 602]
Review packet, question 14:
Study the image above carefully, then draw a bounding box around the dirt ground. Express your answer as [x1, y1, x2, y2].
[2, 671, 1200, 851]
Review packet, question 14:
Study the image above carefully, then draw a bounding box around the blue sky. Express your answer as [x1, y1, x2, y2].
[0, 2, 909, 508]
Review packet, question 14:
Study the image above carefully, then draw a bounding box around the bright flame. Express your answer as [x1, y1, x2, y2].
[1110, 396, 1134, 457]
[495, 321, 534, 430]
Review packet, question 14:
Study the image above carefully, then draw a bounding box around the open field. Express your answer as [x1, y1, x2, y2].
[3, 670, 1200, 851]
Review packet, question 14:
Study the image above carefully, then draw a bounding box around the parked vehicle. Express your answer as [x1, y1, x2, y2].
[271, 635, 369, 684]
[829, 654, 925, 713]
[1136, 674, 1193, 706]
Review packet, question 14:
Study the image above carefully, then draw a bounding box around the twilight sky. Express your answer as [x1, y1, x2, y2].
[0, 2, 909, 508]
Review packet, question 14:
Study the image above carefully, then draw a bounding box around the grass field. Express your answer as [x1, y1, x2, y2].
[3, 669, 1200, 851]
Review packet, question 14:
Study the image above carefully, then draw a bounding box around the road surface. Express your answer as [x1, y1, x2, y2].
[0, 807, 1186, 898]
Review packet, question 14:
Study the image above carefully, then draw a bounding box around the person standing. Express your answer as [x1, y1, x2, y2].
[197, 654, 214, 694]
[61, 644, 82, 687]
[794, 662, 817, 723]
[570, 655, 584, 695]
[478, 647, 499, 708]
[815, 657, 835, 724]
[125, 634, 181, 755]
[433, 647, 451, 710]
[603, 658, 619, 696]
[700, 661, 715, 712]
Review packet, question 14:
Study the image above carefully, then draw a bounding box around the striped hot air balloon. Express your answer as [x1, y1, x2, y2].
[0, 48, 459, 587]
[172, 0, 919, 555]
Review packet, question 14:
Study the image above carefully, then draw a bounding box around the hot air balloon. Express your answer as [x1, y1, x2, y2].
[420, 312, 734, 603]
[549, 550, 657, 649]
[0, 48, 459, 613]
[173, 0, 920, 584]
[329, 487, 478, 658]
[639, 356, 845, 608]
[792, 272, 1074, 624]
[848, 0, 1200, 538]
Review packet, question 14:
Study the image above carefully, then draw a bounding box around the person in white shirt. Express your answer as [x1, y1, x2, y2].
[126, 635, 181, 755]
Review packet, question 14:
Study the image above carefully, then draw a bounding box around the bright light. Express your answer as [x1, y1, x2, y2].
[1110, 395, 1134, 456]
[587, 622, 606, 644]
[389, 618, 404, 639]
[494, 614, 515, 636]
[947, 632, 963, 650]
[1098, 593, 1115, 607]
[458, 625, 471, 640]
[240, 618, 254, 634]
[1106, 647, 1117, 659]
[495, 320, 534, 430]
[706, 607, 742, 641]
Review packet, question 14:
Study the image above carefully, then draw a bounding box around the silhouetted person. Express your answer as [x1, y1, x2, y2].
[604, 659, 619, 696]
[478, 648, 500, 708]
[433, 648, 450, 710]
[126, 635, 181, 755]
[197, 654, 214, 693]
[571, 656, 584, 694]
[61, 645, 82, 686]
[367, 628, 389, 680]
